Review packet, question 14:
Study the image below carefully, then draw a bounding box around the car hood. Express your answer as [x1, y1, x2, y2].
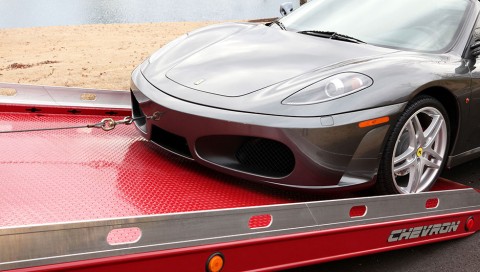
[145, 24, 397, 97]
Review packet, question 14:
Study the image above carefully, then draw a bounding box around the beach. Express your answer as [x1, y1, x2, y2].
[0, 22, 219, 90]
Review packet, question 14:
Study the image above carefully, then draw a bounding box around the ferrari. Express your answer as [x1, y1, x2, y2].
[130, 0, 480, 194]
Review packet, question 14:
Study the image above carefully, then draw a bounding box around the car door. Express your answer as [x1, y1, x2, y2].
[463, 14, 480, 159]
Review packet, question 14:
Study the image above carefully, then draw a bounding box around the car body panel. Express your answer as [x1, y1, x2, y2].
[447, 2, 480, 166]
[163, 24, 396, 97]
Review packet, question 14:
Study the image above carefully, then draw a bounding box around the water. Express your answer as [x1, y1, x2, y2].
[0, 0, 300, 29]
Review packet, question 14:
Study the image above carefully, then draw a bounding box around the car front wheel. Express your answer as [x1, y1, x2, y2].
[377, 96, 450, 194]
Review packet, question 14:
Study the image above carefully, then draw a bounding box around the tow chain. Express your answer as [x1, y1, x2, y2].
[0, 112, 163, 134]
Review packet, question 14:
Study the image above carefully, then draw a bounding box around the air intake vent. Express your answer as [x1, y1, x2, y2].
[151, 125, 192, 159]
[235, 138, 295, 177]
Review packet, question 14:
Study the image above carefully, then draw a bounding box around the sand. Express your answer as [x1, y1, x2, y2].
[0, 22, 221, 90]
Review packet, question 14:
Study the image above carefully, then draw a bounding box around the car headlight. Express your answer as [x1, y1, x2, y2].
[282, 73, 373, 105]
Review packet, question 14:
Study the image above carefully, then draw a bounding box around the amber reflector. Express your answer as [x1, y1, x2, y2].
[358, 116, 390, 128]
[207, 253, 225, 272]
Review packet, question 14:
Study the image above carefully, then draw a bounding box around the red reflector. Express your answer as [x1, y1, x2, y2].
[349, 205, 367, 218]
[425, 198, 439, 209]
[466, 217, 475, 232]
[248, 214, 273, 229]
[107, 227, 142, 245]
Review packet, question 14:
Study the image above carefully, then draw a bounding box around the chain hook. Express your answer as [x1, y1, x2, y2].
[151, 111, 163, 121]
[100, 118, 116, 131]
[0, 114, 155, 134]
[122, 116, 134, 125]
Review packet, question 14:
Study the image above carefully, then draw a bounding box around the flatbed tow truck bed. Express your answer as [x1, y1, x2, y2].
[0, 83, 479, 271]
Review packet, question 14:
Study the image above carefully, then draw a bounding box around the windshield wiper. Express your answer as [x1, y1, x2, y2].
[298, 30, 366, 44]
[269, 20, 286, 30]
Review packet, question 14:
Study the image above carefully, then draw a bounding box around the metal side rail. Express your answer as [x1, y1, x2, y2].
[1, 188, 479, 271]
[0, 82, 130, 109]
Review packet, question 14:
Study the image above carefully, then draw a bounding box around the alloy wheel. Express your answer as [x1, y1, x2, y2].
[391, 106, 448, 193]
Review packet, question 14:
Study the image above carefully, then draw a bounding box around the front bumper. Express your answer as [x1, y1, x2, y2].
[131, 67, 406, 191]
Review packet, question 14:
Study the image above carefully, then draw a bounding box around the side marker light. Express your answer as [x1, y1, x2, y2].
[466, 217, 475, 232]
[206, 253, 225, 272]
[358, 116, 390, 128]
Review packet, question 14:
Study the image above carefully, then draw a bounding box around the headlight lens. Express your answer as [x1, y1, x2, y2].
[282, 73, 373, 105]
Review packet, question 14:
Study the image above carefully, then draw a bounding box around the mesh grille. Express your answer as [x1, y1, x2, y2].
[236, 138, 295, 177]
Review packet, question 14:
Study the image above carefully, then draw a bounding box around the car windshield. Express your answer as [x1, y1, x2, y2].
[280, 0, 471, 52]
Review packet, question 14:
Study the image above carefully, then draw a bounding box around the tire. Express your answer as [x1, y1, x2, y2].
[376, 95, 450, 194]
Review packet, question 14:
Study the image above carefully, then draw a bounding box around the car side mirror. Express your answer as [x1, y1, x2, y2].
[280, 2, 293, 17]
[471, 40, 480, 58]
[455, 59, 470, 74]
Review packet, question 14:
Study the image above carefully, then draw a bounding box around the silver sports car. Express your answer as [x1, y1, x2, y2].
[131, 0, 480, 194]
